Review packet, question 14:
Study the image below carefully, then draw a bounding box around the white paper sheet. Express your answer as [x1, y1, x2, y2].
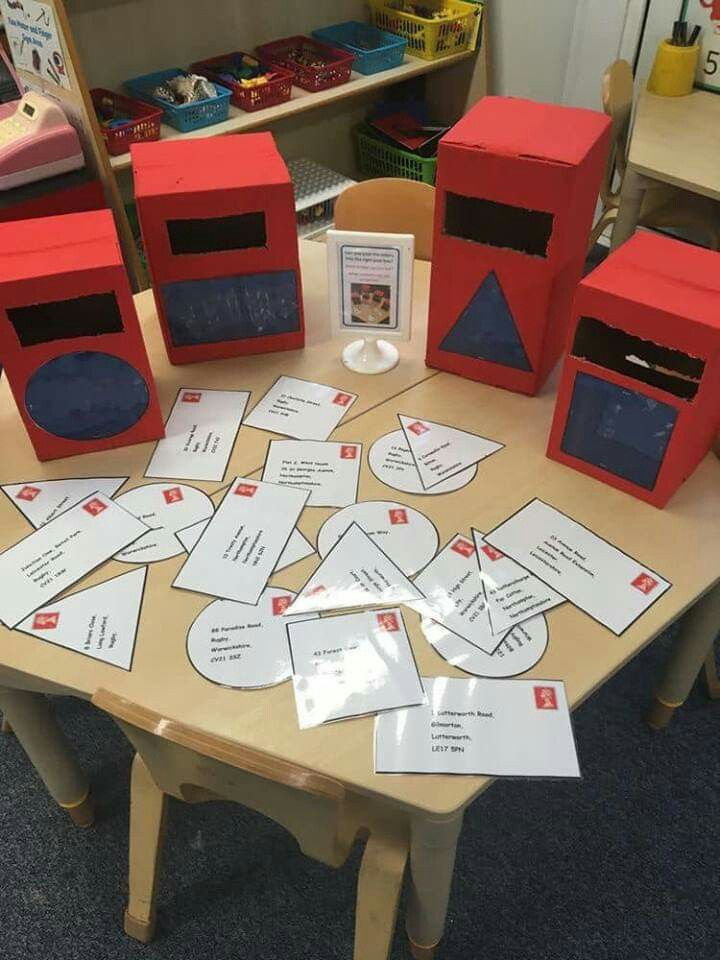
[485, 500, 672, 635]
[317, 500, 438, 577]
[398, 415, 503, 490]
[472, 529, 564, 636]
[244, 376, 358, 441]
[145, 387, 250, 482]
[176, 521, 314, 574]
[186, 588, 319, 689]
[288, 608, 426, 728]
[0, 493, 148, 628]
[173, 478, 309, 605]
[261, 440, 361, 508]
[284, 522, 424, 616]
[406, 535, 502, 655]
[368, 430, 477, 496]
[1, 477, 127, 528]
[15, 568, 147, 670]
[375, 676, 580, 778]
[114, 483, 214, 564]
[421, 615, 548, 678]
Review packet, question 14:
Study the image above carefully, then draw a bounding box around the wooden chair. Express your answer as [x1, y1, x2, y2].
[334, 178, 436, 260]
[590, 59, 720, 251]
[93, 689, 409, 960]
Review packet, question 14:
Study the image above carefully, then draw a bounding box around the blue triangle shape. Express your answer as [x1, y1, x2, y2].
[439, 271, 532, 372]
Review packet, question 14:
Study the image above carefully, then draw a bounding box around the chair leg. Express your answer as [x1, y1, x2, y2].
[702, 645, 720, 700]
[353, 817, 409, 960]
[1, 717, 13, 734]
[124, 753, 167, 944]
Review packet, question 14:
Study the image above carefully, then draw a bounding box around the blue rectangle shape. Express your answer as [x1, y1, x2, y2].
[160, 270, 301, 347]
[561, 371, 677, 491]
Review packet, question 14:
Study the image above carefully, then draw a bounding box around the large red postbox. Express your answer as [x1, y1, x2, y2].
[132, 132, 304, 365]
[0, 209, 164, 462]
[425, 96, 611, 395]
[547, 232, 720, 508]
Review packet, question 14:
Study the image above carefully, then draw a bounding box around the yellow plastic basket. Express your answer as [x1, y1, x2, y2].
[368, 0, 480, 60]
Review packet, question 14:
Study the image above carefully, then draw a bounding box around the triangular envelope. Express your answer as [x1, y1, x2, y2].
[472, 528, 564, 636]
[398, 414, 503, 490]
[2, 477, 127, 528]
[15, 568, 146, 671]
[284, 523, 424, 616]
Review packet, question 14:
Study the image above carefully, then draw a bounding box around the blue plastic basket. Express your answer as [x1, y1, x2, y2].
[123, 69, 231, 132]
[312, 21, 406, 75]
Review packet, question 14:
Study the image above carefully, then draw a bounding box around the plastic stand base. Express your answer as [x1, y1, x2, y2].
[342, 337, 399, 375]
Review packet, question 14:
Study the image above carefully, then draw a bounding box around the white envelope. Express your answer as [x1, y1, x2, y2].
[146, 387, 250, 482]
[1, 477, 127, 528]
[262, 439, 362, 508]
[0, 493, 148, 628]
[375, 676, 581, 778]
[173, 478, 309, 605]
[485, 499, 672, 635]
[288, 608, 426, 728]
[245, 376, 357, 441]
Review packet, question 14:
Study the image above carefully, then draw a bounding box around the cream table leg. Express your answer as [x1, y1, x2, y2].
[353, 817, 408, 960]
[702, 645, 720, 700]
[124, 753, 167, 944]
[647, 582, 720, 729]
[610, 166, 649, 250]
[0, 687, 93, 826]
[1, 716, 12, 734]
[405, 811, 464, 960]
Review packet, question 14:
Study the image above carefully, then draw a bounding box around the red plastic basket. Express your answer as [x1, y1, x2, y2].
[91, 88, 162, 157]
[190, 52, 294, 112]
[256, 35, 354, 92]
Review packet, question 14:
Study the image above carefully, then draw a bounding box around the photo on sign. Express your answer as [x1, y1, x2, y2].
[350, 283, 392, 327]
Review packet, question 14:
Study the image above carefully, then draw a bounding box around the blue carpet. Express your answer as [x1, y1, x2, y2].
[1, 626, 718, 960]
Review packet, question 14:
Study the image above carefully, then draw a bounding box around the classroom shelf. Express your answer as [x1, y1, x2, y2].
[109, 50, 475, 171]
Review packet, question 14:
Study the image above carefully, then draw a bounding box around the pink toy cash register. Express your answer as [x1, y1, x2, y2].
[0, 91, 84, 190]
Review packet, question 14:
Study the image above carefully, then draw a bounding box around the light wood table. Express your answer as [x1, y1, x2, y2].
[2, 239, 720, 957]
[611, 87, 720, 249]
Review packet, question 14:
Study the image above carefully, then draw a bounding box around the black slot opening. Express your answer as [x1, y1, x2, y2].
[8, 293, 124, 347]
[443, 192, 554, 257]
[571, 316, 705, 401]
[167, 212, 267, 255]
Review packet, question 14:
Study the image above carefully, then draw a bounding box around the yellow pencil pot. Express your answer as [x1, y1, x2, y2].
[647, 39, 699, 96]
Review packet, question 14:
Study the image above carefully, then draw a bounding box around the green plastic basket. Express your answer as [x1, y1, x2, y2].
[356, 125, 437, 184]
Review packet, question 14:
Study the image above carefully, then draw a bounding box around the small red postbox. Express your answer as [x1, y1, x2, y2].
[0, 209, 164, 462]
[425, 96, 611, 396]
[132, 132, 304, 365]
[547, 232, 720, 508]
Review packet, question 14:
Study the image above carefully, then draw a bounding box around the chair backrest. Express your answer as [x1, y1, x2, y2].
[333, 178, 435, 260]
[600, 59, 634, 202]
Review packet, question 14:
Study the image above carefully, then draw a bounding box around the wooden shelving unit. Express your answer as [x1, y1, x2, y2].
[109, 50, 476, 171]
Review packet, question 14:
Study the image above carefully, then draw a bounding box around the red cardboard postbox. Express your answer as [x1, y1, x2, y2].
[547, 232, 720, 508]
[0, 209, 164, 462]
[426, 96, 611, 395]
[132, 132, 304, 365]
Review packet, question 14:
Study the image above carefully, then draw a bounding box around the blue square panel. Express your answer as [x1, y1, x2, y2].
[439, 271, 532, 371]
[561, 371, 677, 491]
[161, 270, 300, 347]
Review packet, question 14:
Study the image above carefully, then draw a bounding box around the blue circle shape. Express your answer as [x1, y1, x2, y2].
[25, 352, 150, 442]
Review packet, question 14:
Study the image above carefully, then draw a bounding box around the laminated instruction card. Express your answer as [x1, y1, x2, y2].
[0, 493, 148, 629]
[245, 376, 358, 441]
[398, 414, 503, 490]
[407, 534, 502, 655]
[2, 477, 127, 529]
[472, 529, 564, 636]
[145, 388, 250, 482]
[375, 676, 581, 778]
[261, 439, 362, 508]
[284, 522, 423, 616]
[485, 499, 671, 635]
[288, 608, 426, 729]
[173, 478, 309, 605]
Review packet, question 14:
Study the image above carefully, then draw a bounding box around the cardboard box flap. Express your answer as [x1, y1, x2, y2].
[131, 131, 290, 197]
[442, 96, 610, 166]
[581, 232, 720, 329]
[0, 209, 120, 283]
